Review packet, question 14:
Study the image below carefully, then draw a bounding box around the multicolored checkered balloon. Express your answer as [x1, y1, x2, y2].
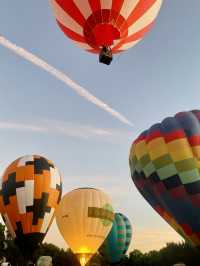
[129, 110, 200, 246]
[99, 213, 132, 263]
[0, 155, 62, 255]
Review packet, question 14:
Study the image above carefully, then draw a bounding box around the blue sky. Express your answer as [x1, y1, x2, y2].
[0, 1, 200, 252]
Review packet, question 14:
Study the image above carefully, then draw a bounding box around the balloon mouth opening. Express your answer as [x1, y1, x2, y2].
[76, 253, 93, 266]
[83, 10, 128, 51]
[93, 24, 120, 47]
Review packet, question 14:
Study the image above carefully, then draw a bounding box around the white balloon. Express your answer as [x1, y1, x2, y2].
[56, 188, 114, 266]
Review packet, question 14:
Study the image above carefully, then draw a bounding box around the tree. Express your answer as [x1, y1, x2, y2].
[0, 223, 6, 260]
[1, 223, 200, 266]
[34, 244, 80, 266]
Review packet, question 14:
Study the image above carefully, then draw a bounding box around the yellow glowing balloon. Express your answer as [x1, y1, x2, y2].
[56, 188, 114, 266]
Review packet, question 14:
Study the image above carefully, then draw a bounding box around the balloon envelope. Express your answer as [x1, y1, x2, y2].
[50, 0, 163, 54]
[0, 155, 62, 256]
[56, 188, 114, 266]
[129, 110, 200, 246]
[99, 213, 132, 264]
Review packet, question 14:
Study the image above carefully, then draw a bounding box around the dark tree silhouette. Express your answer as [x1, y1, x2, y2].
[1, 222, 200, 266]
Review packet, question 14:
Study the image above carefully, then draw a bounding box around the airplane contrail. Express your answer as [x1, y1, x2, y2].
[0, 35, 133, 126]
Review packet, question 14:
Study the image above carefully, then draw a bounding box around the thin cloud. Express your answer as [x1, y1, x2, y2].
[54, 123, 113, 139]
[0, 35, 133, 126]
[0, 122, 47, 133]
[0, 120, 130, 140]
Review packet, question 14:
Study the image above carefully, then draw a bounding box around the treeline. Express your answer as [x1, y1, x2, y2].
[125, 242, 200, 266]
[1, 223, 200, 266]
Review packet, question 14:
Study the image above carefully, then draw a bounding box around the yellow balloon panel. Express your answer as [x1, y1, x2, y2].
[56, 188, 114, 258]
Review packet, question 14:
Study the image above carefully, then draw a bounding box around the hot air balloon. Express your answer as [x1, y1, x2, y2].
[50, 0, 163, 65]
[129, 110, 200, 247]
[99, 213, 132, 264]
[0, 155, 62, 260]
[56, 188, 114, 266]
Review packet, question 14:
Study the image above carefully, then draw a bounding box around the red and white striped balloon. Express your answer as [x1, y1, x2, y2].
[50, 0, 163, 54]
